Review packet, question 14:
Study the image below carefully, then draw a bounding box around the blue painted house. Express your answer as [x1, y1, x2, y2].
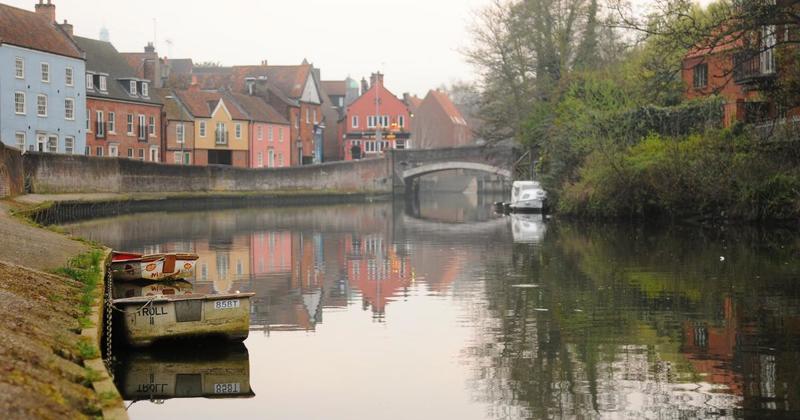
[0, 1, 86, 154]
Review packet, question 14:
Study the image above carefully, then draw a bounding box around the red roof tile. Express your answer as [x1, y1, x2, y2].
[0, 3, 81, 59]
[426, 90, 466, 125]
[176, 89, 248, 120]
[228, 93, 290, 125]
[321, 80, 347, 97]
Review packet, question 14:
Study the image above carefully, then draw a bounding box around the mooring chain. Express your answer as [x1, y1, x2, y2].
[104, 266, 115, 376]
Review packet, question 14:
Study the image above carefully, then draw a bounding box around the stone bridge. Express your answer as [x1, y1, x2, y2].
[386, 144, 517, 193]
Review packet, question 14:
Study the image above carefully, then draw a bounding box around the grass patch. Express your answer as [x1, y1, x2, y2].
[53, 250, 104, 318]
[76, 339, 99, 360]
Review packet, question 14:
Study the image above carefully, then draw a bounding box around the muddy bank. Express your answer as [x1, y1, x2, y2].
[0, 261, 100, 418]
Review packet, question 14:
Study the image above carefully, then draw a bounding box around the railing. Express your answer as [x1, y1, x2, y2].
[734, 50, 776, 84]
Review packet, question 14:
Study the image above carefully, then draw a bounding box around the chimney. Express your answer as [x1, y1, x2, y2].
[370, 72, 384, 88]
[58, 19, 73, 36]
[261, 60, 268, 66]
[35, 0, 56, 22]
[145, 42, 156, 54]
[361, 77, 369, 95]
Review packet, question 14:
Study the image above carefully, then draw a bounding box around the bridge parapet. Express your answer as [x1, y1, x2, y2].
[386, 144, 517, 192]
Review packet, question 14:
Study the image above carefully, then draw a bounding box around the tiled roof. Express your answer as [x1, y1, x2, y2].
[168, 58, 194, 75]
[176, 89, 248, 120]
[321, 80, 347, 97]
[685, 30, 743, 59]
[262, 65, 311, 99]
[73, 36, 160, 105]
[406, 95, 423, 114]
[229, 93, 290, 125]
[0, 3, 81, 59]
[426, 90, 467, 125]
[151, 88, 193, 121]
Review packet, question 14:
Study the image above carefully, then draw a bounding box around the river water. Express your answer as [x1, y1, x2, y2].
[62, 193, 800, 419]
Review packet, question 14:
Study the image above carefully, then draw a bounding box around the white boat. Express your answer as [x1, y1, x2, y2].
[509, 181, 547, 212]
[110, 252, 199, 282]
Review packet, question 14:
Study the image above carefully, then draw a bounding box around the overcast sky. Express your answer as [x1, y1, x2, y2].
[8, 0, 712, 96]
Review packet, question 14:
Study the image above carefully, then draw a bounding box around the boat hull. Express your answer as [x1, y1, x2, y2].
[111, 252, 198, 282]
[113, 293, 254, 348]
[509, 199, 545, 213]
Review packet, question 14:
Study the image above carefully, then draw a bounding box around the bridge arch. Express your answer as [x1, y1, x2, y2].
[401, 161, 512, 181]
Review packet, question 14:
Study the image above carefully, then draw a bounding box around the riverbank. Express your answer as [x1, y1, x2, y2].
[0, 200, 125, 419]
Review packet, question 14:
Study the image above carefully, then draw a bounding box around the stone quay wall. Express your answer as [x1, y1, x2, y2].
[23, 152, 393, 194]
[0, 143, 24, 198]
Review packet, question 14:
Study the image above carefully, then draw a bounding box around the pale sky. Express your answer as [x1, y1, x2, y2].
[7, 0, 713, 96]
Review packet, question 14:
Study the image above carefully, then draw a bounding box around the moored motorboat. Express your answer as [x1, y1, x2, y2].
[113, 292, 255, 347]
[508, 181, 547, 213]
[110, 251, 199, 282]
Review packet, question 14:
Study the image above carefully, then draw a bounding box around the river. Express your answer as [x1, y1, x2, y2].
[62, 192, 800, 419]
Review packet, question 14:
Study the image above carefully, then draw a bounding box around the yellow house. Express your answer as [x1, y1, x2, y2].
[176, 90, 250, 167]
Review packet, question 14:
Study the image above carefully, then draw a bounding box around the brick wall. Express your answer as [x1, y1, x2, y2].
[0, 143, 24, 198]
[23, 152, 392, 195]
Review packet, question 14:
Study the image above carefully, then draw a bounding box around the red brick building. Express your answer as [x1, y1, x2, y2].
[74, 36, 163, 161]
[682, 9, 800, 126]
[411, 90, 472, 149]
[342, 73, 412, 160]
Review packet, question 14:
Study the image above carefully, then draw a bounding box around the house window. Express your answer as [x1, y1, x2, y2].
[109, 144, 118, 157]
[762, 25, 777, 74]
[96, 146, 104, 157]
[183, 152, 191, 165]
[138, 115, 146, 140]
[279, 127, 284, 142]
[14, 92, 25, 115]
[138, 148, 145, 160]
[86, 110, 91, 131]
[15, 58, 24, 79]
[382, 115, 389, 127]
[306, 108, 310, 123]
[65, 98, 75, 120]
[176, 123, 185, 143]
[257, 152, 264, 167]
[352, 115, 359, 128]
[47, 135, 58, 153]
[127, 114, 134, 134]
[127, 148, 134, 158]
[41, 63, 50, 83]
[64, 136, 74, 154]
[235, 123, 242, 139]
[15, 132, 26, 151]
[199, 121, 207, 137]
[150, 147, 158, 162]
[367, 115, 376, 128]
[130, 80, 137, 95]
[65, 67, 73, 86]
[99, 76, 107, 92]
[37, 94, 48, 117]
[268, 126, 273, 142]
[149, 116, 156, 136]
[141, 82, 149, 97]
[693, 63, 708, 89]
[86, 74, 94, 90]
[174, 151, 182, 164]
[268, 150, 275, 167]
[108, 112, 116, 133]
[216, 122, 227, 144]
[96, 111, 105, 137]
[398, 115, 405, 128]
[258, 125, 263, 141]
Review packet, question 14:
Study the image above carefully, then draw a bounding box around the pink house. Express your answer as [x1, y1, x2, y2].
[229, 93, 291, 168]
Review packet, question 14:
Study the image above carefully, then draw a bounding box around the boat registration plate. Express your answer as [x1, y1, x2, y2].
[214, 383, 241, 394]
[214, 299, 240, 310]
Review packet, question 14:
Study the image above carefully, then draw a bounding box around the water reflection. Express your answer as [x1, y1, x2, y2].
[63, 197, 800, 419]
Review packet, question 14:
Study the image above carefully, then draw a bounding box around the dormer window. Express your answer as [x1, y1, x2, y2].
[99, 76, 107, 92]
[129, 80, 137, 95]
[86, 74, 94, 90]
[141, 82, 149, 97]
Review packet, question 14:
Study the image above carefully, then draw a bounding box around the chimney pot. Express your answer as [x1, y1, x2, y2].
[35, 0, 56, 22]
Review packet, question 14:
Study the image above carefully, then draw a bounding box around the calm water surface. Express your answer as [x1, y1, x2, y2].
[63, 193, 800, 419]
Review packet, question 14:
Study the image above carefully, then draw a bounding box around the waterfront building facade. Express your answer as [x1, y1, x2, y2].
[229, 93, 291, 168]
[176, 89, 249, 167]
[0, 1, 86, 154]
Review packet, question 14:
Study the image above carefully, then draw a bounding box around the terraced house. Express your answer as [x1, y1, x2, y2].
[0, 1, 86, 154]
[176, 89, 249, 167]
[229, 93, 291, 168]
[73, 36, 162, 161]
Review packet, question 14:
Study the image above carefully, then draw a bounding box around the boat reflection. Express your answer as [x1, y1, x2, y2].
[114, 343, 254, 403]
[510, 214, 546, 243]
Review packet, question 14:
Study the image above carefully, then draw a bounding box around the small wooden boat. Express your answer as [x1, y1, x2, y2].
[114, 279, 195, 300]
[111, 251, 199, 282]
[113, 292, 255, 347]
